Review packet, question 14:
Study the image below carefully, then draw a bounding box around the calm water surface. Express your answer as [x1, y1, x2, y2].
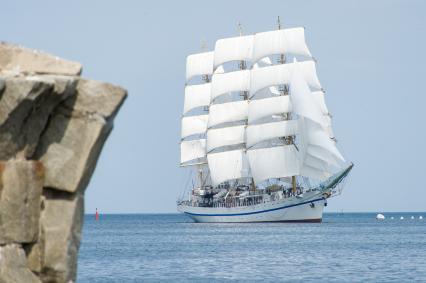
[77, 213, 426, 282]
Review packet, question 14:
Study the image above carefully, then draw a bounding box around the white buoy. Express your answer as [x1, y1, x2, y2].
[411, 216, 415, 220]
[390, 216, 394, 220]
[420, 216, 423, 220]
[376, 213, 385, 220]
[400, 216, 404, 220]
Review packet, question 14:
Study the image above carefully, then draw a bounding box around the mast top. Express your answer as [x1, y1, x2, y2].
[200, 39, 207, 51]
[237, 22, 243, 36]
[277, 16, 282, 30]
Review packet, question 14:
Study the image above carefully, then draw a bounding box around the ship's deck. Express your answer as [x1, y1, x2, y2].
[178, 187, 321, 209]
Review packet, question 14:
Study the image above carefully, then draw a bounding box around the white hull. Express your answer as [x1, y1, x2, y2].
[178, 190, 327, 223]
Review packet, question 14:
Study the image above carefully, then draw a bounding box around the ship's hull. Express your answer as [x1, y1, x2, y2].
[178, 191, 327, 223]
[177, 163, 353, 223]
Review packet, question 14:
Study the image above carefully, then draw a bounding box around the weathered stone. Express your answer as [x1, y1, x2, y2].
[0, 78, 4, 94]
[34, 80, 126, 193]
[0, 42, 82, 76]
[35, 112, 110, 194]
[0, 77, 53, 125]
[0, 44, 126, 282]
[0, 160, 44, 244]
[26, 189, 84, 283]
[70, 79, 127, 119]
[24, 225, 45, 274]
[0, 244, 41, 283]
[0, 76, 77, 159]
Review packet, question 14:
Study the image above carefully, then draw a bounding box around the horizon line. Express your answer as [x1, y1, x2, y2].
[83, 211, 426, 215]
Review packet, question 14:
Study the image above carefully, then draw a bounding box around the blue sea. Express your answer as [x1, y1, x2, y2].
[77, 213, 426, 282]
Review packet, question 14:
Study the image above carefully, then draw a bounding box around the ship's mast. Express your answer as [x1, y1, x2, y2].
[277, 16, 297, 193]
[238, 22, 255, 192]
[237, 22, 248, 100]
[237, 22, 247, 77]
[197, 40, 211, 189]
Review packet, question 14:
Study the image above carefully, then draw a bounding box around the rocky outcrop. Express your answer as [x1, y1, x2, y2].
[0, 160, 43, 245]
[0, 42, 82, 76]
[0, 43, 127, 283]
[0, 244, 41, 283]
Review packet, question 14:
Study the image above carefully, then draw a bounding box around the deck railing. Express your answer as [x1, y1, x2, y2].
[177, 187, 317, 208]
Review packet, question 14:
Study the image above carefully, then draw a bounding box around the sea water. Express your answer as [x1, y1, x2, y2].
[77, 213, 426, 282]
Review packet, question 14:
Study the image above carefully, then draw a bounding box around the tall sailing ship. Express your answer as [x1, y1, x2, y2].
[177, 19, 353, 223]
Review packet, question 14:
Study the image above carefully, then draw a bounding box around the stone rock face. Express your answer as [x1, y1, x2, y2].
[34, 79, 126, 193]
[0, 244, 41, 283]
[0, 76, 77, 160]
[0, 43, 127, 282]
[26, 189, 84, 283]
[0, 160, 43, 244]
[0, 43, 82, 76]
[0, 78, 5, 93]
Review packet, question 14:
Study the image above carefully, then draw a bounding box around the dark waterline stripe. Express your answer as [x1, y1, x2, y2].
[184, 197, 325, 217]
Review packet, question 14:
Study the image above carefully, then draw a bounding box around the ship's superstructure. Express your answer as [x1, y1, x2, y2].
[178, 19, 353, 223]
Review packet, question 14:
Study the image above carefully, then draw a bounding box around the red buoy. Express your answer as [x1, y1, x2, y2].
[95, 208, 99, 221]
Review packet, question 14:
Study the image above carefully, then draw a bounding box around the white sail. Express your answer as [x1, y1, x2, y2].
[250, 61, 321, 97]
[247, 145, 300, 184]
[312, 90, 328, 114]
[311, 91, 334, 138]
[206, 125, 245, 152]
[303, 119, 344, 162]
[306, 145, 342, 168]
[252, 57, 280, 98]
[214, 65, 225, 74]
[246, 120, 298, 148]
[180, 139, 206, 164]
[186, 51, 214, 82]
[304, 154, 331, 171]
[214, 35, 254, 68]
[183, 83, 211, 114]
[297, 117, 342, 168]
[254, 86, 280, 99]
[323, 116, 334, 139]
[208, 100, 248, 128]
[300, 164, 331, 181]
[289, 65, 328, 128]
[181, 115, 209, 139]
[248, 95, 292, 124]
[252, 27, 312, 63]
[211, 70, 251, 102]
[253, 56, 273, 68]
[207, 149, 251, 186]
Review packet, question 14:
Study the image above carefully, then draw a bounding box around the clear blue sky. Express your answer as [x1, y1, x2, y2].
[2, 0, 425, 213]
